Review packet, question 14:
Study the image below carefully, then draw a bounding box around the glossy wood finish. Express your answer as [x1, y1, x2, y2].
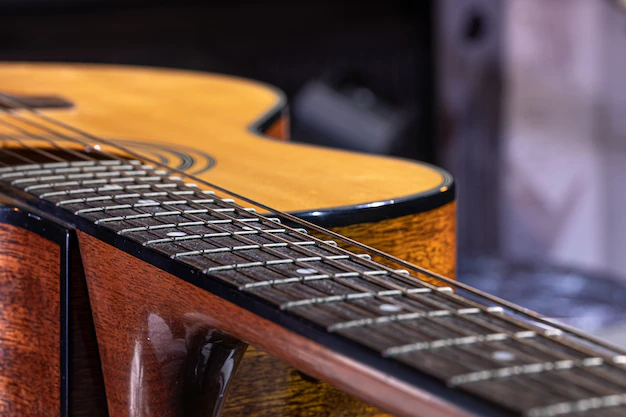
[223, 346, 393, 417]
[78, 231, 471, 417]
[221, 203, 456, 417]
[332, 201, 457, 281]
[0, 224, 60, 416]
[0, 63, 446, 216]
[0, 63, 458, 415]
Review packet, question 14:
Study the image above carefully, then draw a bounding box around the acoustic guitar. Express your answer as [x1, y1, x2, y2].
[0, 63, 624, 417]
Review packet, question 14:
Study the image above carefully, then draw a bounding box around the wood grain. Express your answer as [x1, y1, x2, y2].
[222, 203, 456, 416]
[332, 201, 457, 281]
[0, 63, 458, 415]
[0, 62, 446, 215]
[78, 231, 471, 417]
[0, 224, 60, 417]
[223, 345, 393, 417]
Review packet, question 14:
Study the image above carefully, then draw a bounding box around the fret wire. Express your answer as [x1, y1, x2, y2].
[19, 171, 154, 190]
[281, 287, 437, 309]
[440, 342, 625, 399]
[527, 393, 626, 417]
[1, 136, 624, 416]
[6, 105, 626, 412]
[9, 158, 626, 398]
[450, 357, 605, 386]
[13, 158, 626, 386]
[0, 120, 472, 322]
[10, 104, 626, 364]
[58, 172, 438, 320]
[44, 174, 481, 342]
[141, 228, 289, 246]
[400, 336, 626, 409]
[181, 184, 626, 373]
[384, 307, 626, 393]
[435, 338, 626, 403]
[6, 108, 623, 362]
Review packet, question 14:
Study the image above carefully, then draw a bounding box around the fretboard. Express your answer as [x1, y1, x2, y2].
[3, 159, 626, 417]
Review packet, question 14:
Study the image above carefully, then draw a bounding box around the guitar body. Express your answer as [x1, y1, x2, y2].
[0, 63, 456, 416]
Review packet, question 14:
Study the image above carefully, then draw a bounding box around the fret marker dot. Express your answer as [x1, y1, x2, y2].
[296, 268, 317, 275]
[379, 304, 402, 312]
[492, 351, 515, 362]
[167, 231, 187, 237]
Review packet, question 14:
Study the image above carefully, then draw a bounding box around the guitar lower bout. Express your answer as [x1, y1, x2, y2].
[0, 63, 458, 417]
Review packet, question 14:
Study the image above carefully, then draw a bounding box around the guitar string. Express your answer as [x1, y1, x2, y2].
[0, 119, 527, 346]
[1, 131, 624, 406]
[0, 117, 100, 163]
[0, 123, 549, 366]
[2, 101, 626, 367]
[4, 104, 626, 360]
[2, 101, 626, 400]
[3, 112, 624, 412]
[3, 94, 622, 363]
[0, 114, 620, 364]
[1, 143, 620, 404]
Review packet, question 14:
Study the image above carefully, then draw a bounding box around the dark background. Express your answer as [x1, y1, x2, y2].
[0, 0, 436, 160]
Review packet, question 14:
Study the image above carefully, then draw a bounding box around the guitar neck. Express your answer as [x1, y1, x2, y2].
[2, 157, 626, 417]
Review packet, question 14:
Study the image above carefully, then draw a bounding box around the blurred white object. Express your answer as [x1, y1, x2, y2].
[502, 0, 626, 278]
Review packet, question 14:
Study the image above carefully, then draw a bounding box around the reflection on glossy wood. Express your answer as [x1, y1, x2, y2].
[332, 201, 457, 281]
[222, 203, 456, 416]
[0, 63, 447, 216]
[78, 231, 470, 417]
[0, 224, 60, 417]
[0, 63, 458, 415]
[223, 346, 392, 417]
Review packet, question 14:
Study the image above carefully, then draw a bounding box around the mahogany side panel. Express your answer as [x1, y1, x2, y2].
[331, 201, 456, 281]
[0, 224, 60, 417]
[260, 113, 289, 141]
[77, 231, 472, 417]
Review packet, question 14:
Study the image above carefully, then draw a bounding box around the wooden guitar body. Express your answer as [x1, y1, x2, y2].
[0, 64, 456, 416]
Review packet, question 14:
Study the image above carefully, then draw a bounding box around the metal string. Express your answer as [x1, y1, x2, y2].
[3, 96, 622, 362]
[0, 117, 98, 163]
[2, 96, 626, 397]
[1, 98, 626, 363]
[9, 155, 625, 399]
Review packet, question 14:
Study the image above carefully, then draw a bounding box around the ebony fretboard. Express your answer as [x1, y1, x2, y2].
[3, 159, 626, 417]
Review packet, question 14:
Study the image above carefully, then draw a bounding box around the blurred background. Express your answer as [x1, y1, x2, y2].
[3, 0, 626, 342]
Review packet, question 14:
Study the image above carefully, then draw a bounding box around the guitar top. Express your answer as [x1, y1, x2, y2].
[0, 62, 452, 218]
[0, 63, 624, 417]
